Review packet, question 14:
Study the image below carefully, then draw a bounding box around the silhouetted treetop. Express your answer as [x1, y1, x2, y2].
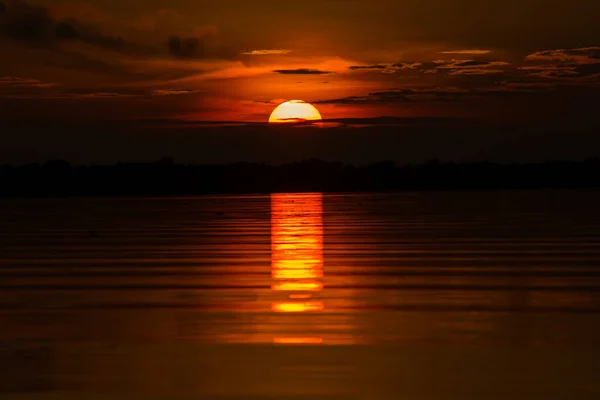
[1, 158, 599, 197]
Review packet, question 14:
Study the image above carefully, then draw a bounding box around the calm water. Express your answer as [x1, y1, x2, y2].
[1, 191, 600, 399]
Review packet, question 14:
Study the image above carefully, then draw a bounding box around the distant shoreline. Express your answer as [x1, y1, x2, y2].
[1, 158, 599, 198]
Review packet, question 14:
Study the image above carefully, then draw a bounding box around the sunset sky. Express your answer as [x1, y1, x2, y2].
[1, 0, 599, 163]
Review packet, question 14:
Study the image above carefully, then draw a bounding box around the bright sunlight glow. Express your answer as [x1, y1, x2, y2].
[268, 100, 322, 123]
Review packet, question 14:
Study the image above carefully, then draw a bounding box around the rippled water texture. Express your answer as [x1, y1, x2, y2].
[1, 191, 600, 399]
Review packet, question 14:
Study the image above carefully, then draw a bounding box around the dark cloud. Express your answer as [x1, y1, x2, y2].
[370, 90, 417, 98]
[138, 118, 264, 127]
[57, 21, 124, 50]
[526, 47, 600, 63]
[394, 62, 428, 70]
[436, 60, 510, 70]
[454, 60, 492, 67]
[313, 84, 554, 105]
[313, 91, 412, 105]
[267, 116, 476, 128]
[318, 89, 471, 105]
[526, 66, 600, 81]
[348, 60, 510, 77]
[354, 47, 588, 83]
[167, 34, 238, 60]
[163, 116, 472, 128]
[48, 48, 143, 78]
[524, 68, 578, 79]
[348, 63, 427, 74]
[312, 95, 374, 105]
[449, 68, 505, 76]
[0, 76, 57, 88]
[239, 49, 291, 55]
[1, 0, 238, 66]
[577, 63, 600, 77]
[0, 91, 140, 99]
[152, 88, 196, 96]
[0, 0, 125, 50]
[253, 99, 279, 104]
[349, 65, 388, 70]
[317, 116, 474, 126]
[566, 48, 600, 59]
[431, 60, 511, 77]
[439, 50, 492, 55]
[523, 47, 600, 81]
[55, 21, 78, 39]
[273, 68, 331, 75]
[0, 0, 54, 42]
[168, 35, 204, 58]
[66, 92, 138, 99]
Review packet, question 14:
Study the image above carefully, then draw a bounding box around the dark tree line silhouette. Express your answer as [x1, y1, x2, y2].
[1, 158, 600, 197]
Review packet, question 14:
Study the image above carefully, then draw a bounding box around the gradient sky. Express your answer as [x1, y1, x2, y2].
[1, 0, 599, 163]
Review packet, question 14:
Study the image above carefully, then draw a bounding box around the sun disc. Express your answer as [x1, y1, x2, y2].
[269, 100, 322, 123]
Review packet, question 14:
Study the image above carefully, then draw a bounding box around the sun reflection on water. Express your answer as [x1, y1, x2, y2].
[271, 193, 325, 344]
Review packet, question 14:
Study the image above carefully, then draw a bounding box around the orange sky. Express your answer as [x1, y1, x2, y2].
[0, 0, 599, 163]
[1, 0, 599, 121]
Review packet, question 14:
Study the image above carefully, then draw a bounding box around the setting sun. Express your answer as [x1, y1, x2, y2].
[268, 100, 322, 123]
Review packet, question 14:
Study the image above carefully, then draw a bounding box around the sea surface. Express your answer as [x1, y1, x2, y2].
[1, 190, 600, 399]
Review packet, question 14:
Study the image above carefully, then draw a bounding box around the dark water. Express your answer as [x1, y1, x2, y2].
[1, 191, 600, 399]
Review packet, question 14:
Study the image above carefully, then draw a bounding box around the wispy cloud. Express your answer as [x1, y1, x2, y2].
[71, 92, 135, 98]
[448, 68, 505, 76]
[273, 68, 332, 75]
[435, 60, 510, 69]
[152, 88, 197, 96]
[348, 60, 510, 76]
[0, 91, 141, 99]
[346, 47, 600, 86]
[0, 76, 58, 88]
[313, 85, 551, 105]
[432, 60, 510, 76]
[439, 50, 492, 55]
[313, 94, 407, 105]
[348, 63, 427, 74]
[297, 116, 475, 127]
[349, 64, 388, 70]
[240, 49, 291, 55]
[523, 47, 600, 81]
[526, 47, 600, 63]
